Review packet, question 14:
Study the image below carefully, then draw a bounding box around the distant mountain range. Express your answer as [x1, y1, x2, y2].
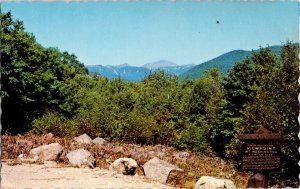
[87, 60, 194, 82]
[86, 44, 289, 82]
[87, 64, 150, 81]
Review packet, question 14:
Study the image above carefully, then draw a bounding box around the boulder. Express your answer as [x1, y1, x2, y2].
[66, 149, 95, 168]
[92, 137, 106, 145]
[194, 176, 236, 189]
[109, 158, 138, 175]
[142, 157, 184, 184]
[29, 143, 63, 162]
[74, 134, 92, 144]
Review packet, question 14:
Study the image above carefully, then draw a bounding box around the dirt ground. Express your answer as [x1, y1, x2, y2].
[1, 162, 174, 189]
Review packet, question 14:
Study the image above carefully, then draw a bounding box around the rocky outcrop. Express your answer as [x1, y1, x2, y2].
[29, 143, 63, 162]
[92, 137, 106, 145]
[194, 176, 236, 189]
[74, 134, 92, 145]
[109, 158, 138, 175]
[66, 149, 95, 168]
[142, 157, 184, 184]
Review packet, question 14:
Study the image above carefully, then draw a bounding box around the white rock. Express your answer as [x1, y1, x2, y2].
[92, 137, 106, 145]
[109, 158, 138, 175]
[143, 157, 183, 183]
[74, 134, 92, 144]
[29, 143, 63, 162]
[66, 149, 95, 168]
[194, 176, 236, 189]
[17, 154, 24, 159]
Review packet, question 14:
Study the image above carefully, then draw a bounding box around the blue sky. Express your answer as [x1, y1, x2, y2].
[2, 2, 299, 66]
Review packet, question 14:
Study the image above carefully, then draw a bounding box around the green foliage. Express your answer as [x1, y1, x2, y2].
[124, 110, 157, 144]
[175, 124, 212, 154]
[31, 112, 80, 137]
[1, 12, 87, 133]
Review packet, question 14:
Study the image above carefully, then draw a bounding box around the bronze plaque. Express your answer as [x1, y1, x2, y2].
[242, 143, 281, 171]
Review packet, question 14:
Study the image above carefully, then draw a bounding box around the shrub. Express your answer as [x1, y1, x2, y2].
[174, 124, 212, 154]
[31, 112, 80, 137]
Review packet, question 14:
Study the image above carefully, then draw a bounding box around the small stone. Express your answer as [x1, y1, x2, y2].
[17, 154, 24, 159]
[92, 137, 106, 145]
[74, 134, 92, 145]
[175, 151, 190, 160]
[45, 133, 54, 138]
[17, 153, 39, 164]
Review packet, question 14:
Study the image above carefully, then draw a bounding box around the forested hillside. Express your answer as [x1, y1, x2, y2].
[180, 45, 283, 80]
[1, 12, 299, 187]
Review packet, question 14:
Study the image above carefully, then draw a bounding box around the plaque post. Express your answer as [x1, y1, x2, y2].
[238, 127, 282, 188]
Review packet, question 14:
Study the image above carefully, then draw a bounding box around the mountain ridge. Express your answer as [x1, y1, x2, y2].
[179, 45, 284, 80]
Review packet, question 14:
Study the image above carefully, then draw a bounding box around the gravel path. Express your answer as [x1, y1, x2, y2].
[1, 162, 174, 189]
